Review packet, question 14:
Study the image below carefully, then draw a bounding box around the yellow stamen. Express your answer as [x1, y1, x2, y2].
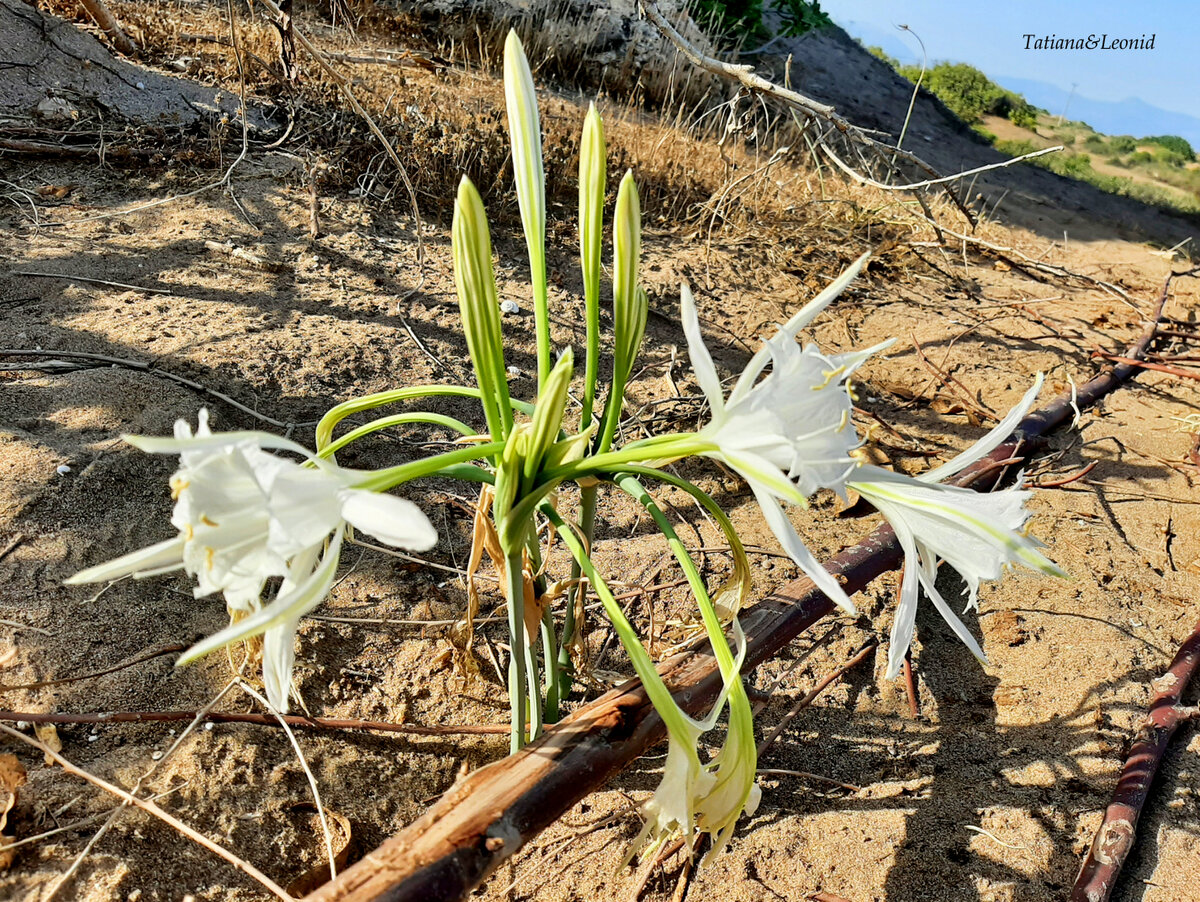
[811, 365, 846, 391]
[835, 410, 850, 433]
[200, 515, 218, 527]
[170, 477, 190, 500]
[205, 547, 215, 570]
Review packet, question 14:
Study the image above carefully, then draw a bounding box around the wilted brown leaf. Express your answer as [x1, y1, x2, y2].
[0, 753, 27, 870]
[33, 724, 61, 766]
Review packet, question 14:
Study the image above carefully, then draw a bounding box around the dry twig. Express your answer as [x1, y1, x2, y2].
[1070, 614, 1200, 902]
[0, 722, 294, 900]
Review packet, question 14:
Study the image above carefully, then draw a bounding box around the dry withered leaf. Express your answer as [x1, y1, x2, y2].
[36, 184, 73, 199]
[33, 723, 61, 767]
[0, 753, 28, 870]
[285, 804, 352, 896]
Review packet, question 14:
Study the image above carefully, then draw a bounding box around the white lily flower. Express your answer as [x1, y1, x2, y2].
[679, 262, 889, 614]
[847, 377, 1067, 678]
[67, 410, 437, 711]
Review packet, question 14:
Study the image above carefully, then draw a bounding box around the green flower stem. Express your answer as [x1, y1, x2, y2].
[541, 604, 561, 722]
[545, 433, 714, 484]
[318, 412, 476, 459]
[504, 547, 529, 752]
[355, 441, 506, 493]
[608, 464, 750, 595]
[556, 481, 597, 690]
[540, 505, 694, 736]
[614, 476, 737, 679]
[315, 385, 533, 453]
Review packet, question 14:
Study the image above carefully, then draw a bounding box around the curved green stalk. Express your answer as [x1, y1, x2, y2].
[613, 476, 737, 677]
[318, 412, 476, 459]
[356, 441, 506, 492]
[317, 385, 534, 453]
[607, 465, 751, 616]
[540, 506, 697, 727]
[544, 433, 714, 484]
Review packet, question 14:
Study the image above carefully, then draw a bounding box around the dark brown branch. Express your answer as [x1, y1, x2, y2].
[78, 0, 139, 55]
[0, 710, 508, 736]
[1070, 614, 1200, 902]
[307, 269, 1193, 902]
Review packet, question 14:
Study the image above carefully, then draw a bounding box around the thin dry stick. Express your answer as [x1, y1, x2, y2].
[1070, 614, 1200, 902]
[0, 724, 293, 900]
[1090, 352, 1200, 381]
[756, 642, 877, 758]
[239, 681, 338, 883]
[44, 678, 243, 897]
[11, 270, 172, 295]
[0, 643, 187, 694]
[0, 349, 309, 429]
[0, 709, 508, 736]
[78, 0, 138, 54]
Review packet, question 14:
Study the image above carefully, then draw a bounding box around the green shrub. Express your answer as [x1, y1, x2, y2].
[777, 0, 832, 37]
[1143, 135, 1196, 159]
[973, 125, 997, 143]
[1109, 135, 1137, 153]
[1009, 103, 1038, 129]
[995, 138, 1036, 157]
[690, 0, 767, 45]
[1083, 135, 1108, 152]
[1128, 151, 1153, 165]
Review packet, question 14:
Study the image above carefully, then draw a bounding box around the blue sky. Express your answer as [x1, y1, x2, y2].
[819, 1, 1199, 132]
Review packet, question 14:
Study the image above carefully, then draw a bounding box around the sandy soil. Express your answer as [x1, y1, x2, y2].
[1, 4, 1199, 902]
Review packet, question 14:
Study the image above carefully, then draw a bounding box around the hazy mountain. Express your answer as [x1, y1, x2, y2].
[991, 76, 1200, 145]
[839, 23, 1200, 145]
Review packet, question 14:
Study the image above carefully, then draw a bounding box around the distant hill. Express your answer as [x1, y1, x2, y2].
[839, 23, 1200, 146]
[991, 77, 1200, 147]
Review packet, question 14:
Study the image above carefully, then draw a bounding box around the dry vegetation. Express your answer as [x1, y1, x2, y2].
[1, 2, 1199, 901]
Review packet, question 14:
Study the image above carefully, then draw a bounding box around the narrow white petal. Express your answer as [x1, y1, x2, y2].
[753, 487, 856, 614]
[261, 617, 301, 713]
[729, 251, 870, 405]
[66, 537, 185, 585]
[920, 374, 1044, 482]
[339, 491, 438, 550]
[720, 449, 810, 508]
[178, 532, 341, 667]
[919, 559, 989, 665]
[680, 283, 727, 416]
[885, 522, 922, 680]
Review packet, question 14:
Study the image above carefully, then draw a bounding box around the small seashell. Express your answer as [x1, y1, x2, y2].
[499, 299, 520, 314]
[56, 464, 71, 476]
[507, 365, 522, 377]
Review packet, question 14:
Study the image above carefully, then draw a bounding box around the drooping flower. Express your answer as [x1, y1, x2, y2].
[67, 409, 437, 710]
[847, 377, 1067, 678]
[679, 259, 889, 613]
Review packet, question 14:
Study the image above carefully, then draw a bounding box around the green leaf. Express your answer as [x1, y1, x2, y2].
[504, 30, 551, 386]
[452, 176, 513, 440]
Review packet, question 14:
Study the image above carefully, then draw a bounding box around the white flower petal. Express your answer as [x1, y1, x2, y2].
[339, 490, 438, 550]
[66, 536, 185, 585]
[920, 375, 1044, 483]
[729, 251, 870, 405]
[178, 531, 340, 668]
[752, 487, 856, 614]
[883, 513, 924, 679]
[262, 616, 302, 713]
[680, 283, 727, 416]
